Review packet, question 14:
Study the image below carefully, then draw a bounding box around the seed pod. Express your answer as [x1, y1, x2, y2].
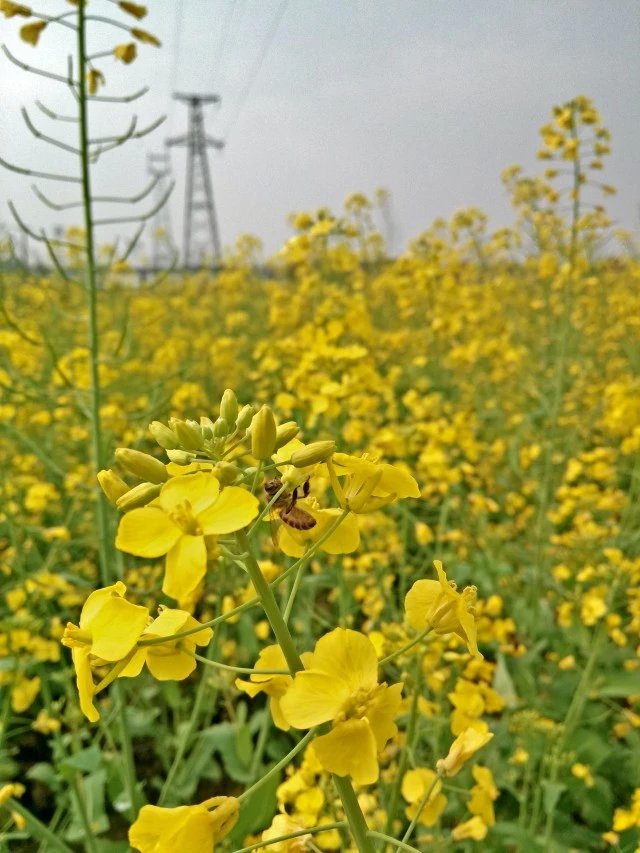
[250, 405, 277, 460]
[149, 420, 179, 450]
[97, 469, 129, 506]
[220, 389, 239, 426]
[290, 440, 336, 467]
[115, 447, 168, 483]
[116, 482, 162, 512]
[274, 421, 300, 450]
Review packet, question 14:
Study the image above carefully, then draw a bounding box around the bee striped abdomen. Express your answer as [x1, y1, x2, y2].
[280, 506, 316, 530]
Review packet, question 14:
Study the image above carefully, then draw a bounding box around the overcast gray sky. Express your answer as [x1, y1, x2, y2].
[1, 0, 638, 261]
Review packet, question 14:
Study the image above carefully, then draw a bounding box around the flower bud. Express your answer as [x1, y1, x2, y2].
[149, 420, 179, 450]
[166, 449, 196, 465]
[169, 418, 204, 451]
[251, 405, 277, 460]
[97, 469, 129, 506]
[220, 389, 238, 426]
[290, 440, 336, 467]
[115, 447, 168, 484]
[274, 421, 300, 450]
[213, 417, 230, 438]
[200, 417, 215, 440]
[236, 404, 255, 431]
[212, 461, 243, 486]
[116, 482, 162, 512]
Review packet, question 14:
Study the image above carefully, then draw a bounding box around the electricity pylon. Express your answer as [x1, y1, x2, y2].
[166, 93, 224, 268]
[146, 151, 175, 269]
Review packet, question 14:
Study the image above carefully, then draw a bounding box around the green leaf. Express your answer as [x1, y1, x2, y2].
[59, 744, 103, 774]
[65, 769, 109, 842]
[493, 652, 519, 708]
[542, 781, 567, 817]
[595, 672, 640, 698]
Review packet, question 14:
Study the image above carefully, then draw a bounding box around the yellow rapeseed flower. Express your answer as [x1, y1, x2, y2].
[401, 768, 447, 826]
[452, 815, 488, 841]
[119, 1, 147, 18]
[405, 560, 480, 657]
[235, 644, 298, 731]
[280, 628, 403, 785]
[115, 472, 259, 602]
[61, 582, 149, 722]
[121, 607, 212, 681]
[437, 724, 494, 777]
[328, 452, 420, 513]
[129, 796, 239, 852]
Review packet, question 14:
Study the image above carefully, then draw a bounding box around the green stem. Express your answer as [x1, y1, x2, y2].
[384, 655, 422, 841]
[333, 775, 375, 853]
[77, 1, 110, 586]
[3, 799, 73, 853]
[238, 729, 316, 803]
[248, 709, 271, 781]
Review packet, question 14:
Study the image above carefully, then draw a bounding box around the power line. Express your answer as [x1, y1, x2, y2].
[221, 0, 289, 140]
[211, 0, 238, 85]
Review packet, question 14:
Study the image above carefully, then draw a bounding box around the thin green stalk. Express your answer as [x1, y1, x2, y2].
[384, 655, 422, 841]
[379, 627, 430, 668]
[4, 799, 73, 853]
[238, 729, 316, 803]
[158, 624, 221, 805]
[190, 652, 289, 676]
[77, 2, 111, 585]
[398, 772, 440, 848]
[368, 831, 422, 853]
[540, 622, 607, 845]
[248, 709, 271, 781]
[112, 681, 144, 818]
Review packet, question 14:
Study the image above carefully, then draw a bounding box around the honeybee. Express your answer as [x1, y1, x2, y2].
[264, 477, 317, 532]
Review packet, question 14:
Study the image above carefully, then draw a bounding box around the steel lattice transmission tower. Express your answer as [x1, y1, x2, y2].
[147, 151, 176, 269]
[166, 93, 224, 268]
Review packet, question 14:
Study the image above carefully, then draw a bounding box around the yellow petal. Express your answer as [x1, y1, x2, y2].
[89, 597, 149, 661]
[277, 523, 305, 557]
[366, 681, 404, 750]
[308, 628, 378, 693]
[270, 696, 290, 732]
[116, 507, 181, 557]
[198, 486, 259, 534]
[313, 719, 379, 784]
[146, 648, 196, 681]
[404, 579, 442, 630]
[310, 508, 360, 554]
[79, 582, 126, 629]
[162, 535, 207, 601]
[159, 472, 220, 516]
[280, 671, 350, 728]
[119, 647, 147, 678]
[377, 463, 420, 498]
[72, 647, 99, 723]
[129, 804, 214, 852]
